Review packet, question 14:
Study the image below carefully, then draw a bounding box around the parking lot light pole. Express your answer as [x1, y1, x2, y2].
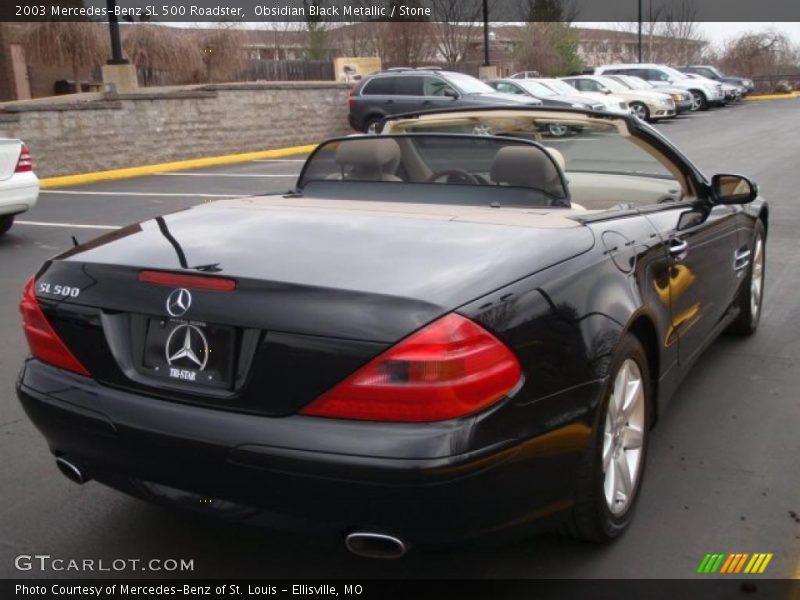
[106, 0, 127, 65]
[637, 0, 643, 63]
[482, 0, 490, 66]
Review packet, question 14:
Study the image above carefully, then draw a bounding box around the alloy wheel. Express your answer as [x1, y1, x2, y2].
[631, 103, 648, 120]
[750, 235, 765, 319]
[689, 92, 702, 111]
[548, 123, 569, 137]
[602, 358, 646, 515]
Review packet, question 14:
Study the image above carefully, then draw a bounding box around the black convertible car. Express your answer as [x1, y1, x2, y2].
[17, 107, 767, 558]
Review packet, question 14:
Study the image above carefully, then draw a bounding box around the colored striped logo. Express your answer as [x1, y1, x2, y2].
[697, 553, 773, 574]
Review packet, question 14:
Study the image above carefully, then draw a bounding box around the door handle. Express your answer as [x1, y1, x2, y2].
[669, 239, 689, 256]
[385, 99, 394, 105]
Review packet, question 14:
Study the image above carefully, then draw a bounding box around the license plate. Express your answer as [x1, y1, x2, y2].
[140, 318, 235, 389]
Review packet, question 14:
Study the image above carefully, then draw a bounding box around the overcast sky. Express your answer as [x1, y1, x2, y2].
[576, 22, 800, 48]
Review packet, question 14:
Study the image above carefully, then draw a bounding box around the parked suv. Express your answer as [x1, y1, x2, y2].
[348, 68, 542, 132]
[594, 63, 725, 111]
[678, 65, 755, 95]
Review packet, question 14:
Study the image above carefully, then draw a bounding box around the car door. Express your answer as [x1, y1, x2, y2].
[420, 76, 461, 110]
[643, 203, 740, 366]
[393, 75, 426, 114]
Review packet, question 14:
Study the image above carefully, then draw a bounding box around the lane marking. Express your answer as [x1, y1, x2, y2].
[154, 172, 297, 178]
[16, 220, 120, 230]
[39, 143, 318, 189]
[41, 190, 236, 198]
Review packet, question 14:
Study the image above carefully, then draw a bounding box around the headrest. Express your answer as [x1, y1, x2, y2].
[490, 146, 563, 192]
[334, 137, 401, 174]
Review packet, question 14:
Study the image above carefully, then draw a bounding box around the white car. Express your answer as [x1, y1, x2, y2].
[0, 140, 38, 235]
[537, 78, 631, 115]
[594, 64, 726, 111]
[561, 75, 676, 121]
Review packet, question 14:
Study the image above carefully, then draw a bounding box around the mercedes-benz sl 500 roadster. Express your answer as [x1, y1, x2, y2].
[17, 107, 767, 558]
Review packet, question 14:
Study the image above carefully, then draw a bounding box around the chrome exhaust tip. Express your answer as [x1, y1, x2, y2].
[55, 456, 89, 484]
[344, 532, 408, 559]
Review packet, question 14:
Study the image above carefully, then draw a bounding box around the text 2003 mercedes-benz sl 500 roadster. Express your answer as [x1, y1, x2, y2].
[17, 107, 766, 558]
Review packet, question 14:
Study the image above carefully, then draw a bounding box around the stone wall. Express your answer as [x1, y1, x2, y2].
[0, 82, 352, 178]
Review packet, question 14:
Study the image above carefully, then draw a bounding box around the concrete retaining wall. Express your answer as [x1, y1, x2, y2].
[0, 82, 352, 178]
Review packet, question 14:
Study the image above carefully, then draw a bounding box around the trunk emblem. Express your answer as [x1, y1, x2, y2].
[165, 324, 209, 371]
[166, 288, 192, 317]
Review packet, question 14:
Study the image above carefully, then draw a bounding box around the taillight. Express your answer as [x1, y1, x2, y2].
[300, 313, 522, 422]
[348, 93, 355, 112]
[19, 278, 90, 376]
[15, 143, 32, 173]
[138, 270, 236, 291]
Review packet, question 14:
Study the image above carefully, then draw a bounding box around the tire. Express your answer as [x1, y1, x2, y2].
[0, 214, 13, 235]
[547, 123, 569, 137]
[566, 333, 652, 542]
[727, 220, 766, 336]
[630, 102, 650, 122]
[363, 116, 383, 134]
[689, 90, 707, 111]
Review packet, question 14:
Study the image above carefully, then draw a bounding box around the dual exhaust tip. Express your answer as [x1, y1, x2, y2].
[345, 532, 408, 559]
[55, 456, 89, 485]
[54, 457, 408, 558]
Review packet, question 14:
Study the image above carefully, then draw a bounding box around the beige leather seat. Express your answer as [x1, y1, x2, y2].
[490, 145, 565, 197]
[334, 137, 403, 182]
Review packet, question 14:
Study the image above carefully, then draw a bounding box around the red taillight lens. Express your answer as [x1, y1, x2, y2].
[15, 143, 32, 173]
[19, 278, 90, 376]
[300, 313, 522, 422]
[138, 270, 236, 291]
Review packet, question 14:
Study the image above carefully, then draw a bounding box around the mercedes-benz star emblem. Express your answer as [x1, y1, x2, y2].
[165, 324, 209, 370]
[166, 288, 192, 317]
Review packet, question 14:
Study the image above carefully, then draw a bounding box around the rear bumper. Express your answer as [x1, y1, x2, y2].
[0, 171, 39, 216]
[17, 360, 591, 545]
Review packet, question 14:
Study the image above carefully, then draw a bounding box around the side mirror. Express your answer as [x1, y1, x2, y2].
[712, 173, 758, 204]
[444, 88, 459, 99]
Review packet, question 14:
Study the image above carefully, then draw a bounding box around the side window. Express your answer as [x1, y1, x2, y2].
[395, 76, 424, 96]
[494, 82, 519, 94]
[651, 70, 670, 82]
[573, 79, 593, 92]
[423, 77, 457, 97]
[362, 77, 395, 95]
[583, 79, 601, 91]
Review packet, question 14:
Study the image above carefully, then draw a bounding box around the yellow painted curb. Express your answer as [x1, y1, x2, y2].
[745, 92, 800, 102]
[40, 144, 318, 189]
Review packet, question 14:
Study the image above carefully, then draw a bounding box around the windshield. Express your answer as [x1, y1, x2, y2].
[620, 76, 653, 90]
[661, 66, 689, 80]
[298, 134, 568, 207]
[517, 80, 559, 97]
[539, 79, 578, 95]
[444, 72, 496, 95]
[595, 77, 628, 92]
[384, 112, 681, 211]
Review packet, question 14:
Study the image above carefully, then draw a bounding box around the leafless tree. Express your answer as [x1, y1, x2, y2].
[196, 24, 246, 83]
[615, 0, 705, 63]
[429, 1, 483, 66]
[382, 21, 436, 67]
[717, 29, 799, 78]
[123, 24, 203, 86]
[22, 21, 108, 85]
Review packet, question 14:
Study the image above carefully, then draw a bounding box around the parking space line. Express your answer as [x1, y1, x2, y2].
[154, 173, 297, 178]
[41, 190, 236, 198]
[16, 220, 120, 230]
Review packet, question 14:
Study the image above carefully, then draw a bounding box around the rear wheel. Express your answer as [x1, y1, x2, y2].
[728, 221, 766, 335]
[567, 333, 651, 541]
[0, 214, 13, 235]
[547, 123, 569, 137]
[630, 102, 650, 121]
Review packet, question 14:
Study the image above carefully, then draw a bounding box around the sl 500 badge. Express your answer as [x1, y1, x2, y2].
[38, 282, 80, 298]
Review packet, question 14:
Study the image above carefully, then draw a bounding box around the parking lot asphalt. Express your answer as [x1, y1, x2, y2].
[1, 100, 799, 579]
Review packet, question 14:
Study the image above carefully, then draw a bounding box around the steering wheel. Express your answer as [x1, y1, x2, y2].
[426, 169, 480, 185]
